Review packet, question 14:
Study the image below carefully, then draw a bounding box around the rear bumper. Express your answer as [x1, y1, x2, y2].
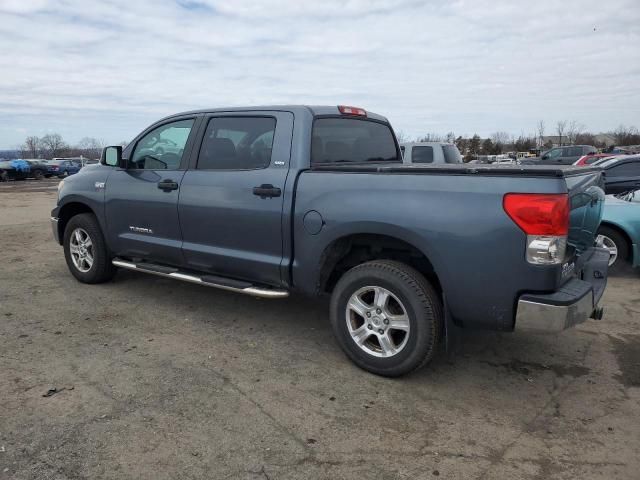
[515, 247, 609, 333]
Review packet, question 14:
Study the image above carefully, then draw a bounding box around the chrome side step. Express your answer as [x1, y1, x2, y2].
[112, 259, 289, 299]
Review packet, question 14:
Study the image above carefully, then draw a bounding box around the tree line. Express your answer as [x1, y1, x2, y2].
[397, 122, 640, 161]
[19, 134, 128, 160]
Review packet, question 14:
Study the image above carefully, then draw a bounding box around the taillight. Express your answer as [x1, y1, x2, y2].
[503, 193, 569, 265]
[338, 105, 367, 116]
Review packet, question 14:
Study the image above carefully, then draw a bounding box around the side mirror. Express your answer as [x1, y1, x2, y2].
[541, 154, 548, 160]
[101, 146, 124, 168]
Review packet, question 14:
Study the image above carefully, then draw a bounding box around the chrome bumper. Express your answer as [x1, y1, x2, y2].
[515, 291, 595, 333]
[51, 216, 60, 243]
[515, 247, 609, 333]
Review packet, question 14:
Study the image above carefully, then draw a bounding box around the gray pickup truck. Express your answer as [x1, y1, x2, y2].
[51, 105, 609, 376]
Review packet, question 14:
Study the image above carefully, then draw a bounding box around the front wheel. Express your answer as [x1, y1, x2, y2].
[330, 260, 442, 377]
[63, 213, 116, 284]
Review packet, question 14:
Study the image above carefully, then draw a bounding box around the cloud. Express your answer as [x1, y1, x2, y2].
[0, 0, 639, 147]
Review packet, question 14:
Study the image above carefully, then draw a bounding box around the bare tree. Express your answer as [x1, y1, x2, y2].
[556, 120, 568, 146]
[417, 133, 443, 142]
[566, 120, 584, 145]
[22, 136, 40, 158]
[444, 131, 456, 144]
[490, 131, 510, 153]
[77, 137, 104, 159]
[40, 133, 67, 158]
[536, 120, 545, 148]
[394, 130, 411, 144]
[611, 125, 640, 146]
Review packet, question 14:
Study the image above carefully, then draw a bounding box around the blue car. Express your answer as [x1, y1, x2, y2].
[597, 189, 640, 272]
[47, 159, 81, 178]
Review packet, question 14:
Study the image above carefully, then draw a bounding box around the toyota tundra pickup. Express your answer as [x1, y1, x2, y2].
[51, 105, 609, 376]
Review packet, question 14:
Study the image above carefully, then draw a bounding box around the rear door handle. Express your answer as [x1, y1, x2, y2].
[253, 184, 281, 198]
[157, 179, 179, 191]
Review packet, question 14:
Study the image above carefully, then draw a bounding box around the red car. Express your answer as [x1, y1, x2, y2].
[574, 153, 614, 166]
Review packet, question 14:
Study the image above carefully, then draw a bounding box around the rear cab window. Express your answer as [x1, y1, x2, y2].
[411, 146, 434, 163]
[311, 118, 400, 164]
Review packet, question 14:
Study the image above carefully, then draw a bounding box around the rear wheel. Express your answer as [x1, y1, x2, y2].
[33, 169, 44, 180]
[330, 260, 442, 377]
[63, 213, 116, 283]
[0, 171, 8, 182]
[597, 226, 630, 274]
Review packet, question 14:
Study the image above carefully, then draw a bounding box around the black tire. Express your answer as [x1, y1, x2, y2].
[33, 170, 44, 180]
[598, 226, 630, 274]
[63, 213, 116, 284]
[0, 171, 8, 182]
[330, 260, 442, 377]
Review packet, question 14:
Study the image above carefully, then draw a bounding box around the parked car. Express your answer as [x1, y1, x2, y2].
[573, 153, 615, 166]
[24, 159, 50, 179]
[51, 105, 609, 377]
[598, 155, 640, 195]
[47, 159, 81, 178]
[400, 142, 462, 164]
[533, 145, 598, 165]
[597, 189, 640, 272]
[0, 160, 30, 181]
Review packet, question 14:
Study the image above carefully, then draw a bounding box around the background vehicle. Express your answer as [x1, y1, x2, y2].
[24, 159, 50, 179]
[598, 155, 640, 194]
[597, 189, 640, 272]
[534, 145, 597, 165]
[400, 142, 462, 164]
[47, 159, 81, 178]
[574, 153, 615, 166]
[52, 105, 608, 377]
[0, 160, 30, 181]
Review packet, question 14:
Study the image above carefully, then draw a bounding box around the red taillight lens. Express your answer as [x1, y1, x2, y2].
[338, 105, 367, 116]
[503, 193, 569, 235]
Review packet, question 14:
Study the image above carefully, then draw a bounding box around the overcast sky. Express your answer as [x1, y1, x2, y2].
[0, 0, 639, 148]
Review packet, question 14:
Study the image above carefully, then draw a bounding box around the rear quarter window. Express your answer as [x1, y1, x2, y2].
[311, 118, 399, 164]
[442, 144, 462, 163]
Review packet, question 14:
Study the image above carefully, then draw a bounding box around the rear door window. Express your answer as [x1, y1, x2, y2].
[197, 117, 276, 170]
[607, 162, 640, 177]
[411, 146, 434, 163]
[311, 118, 399, 164]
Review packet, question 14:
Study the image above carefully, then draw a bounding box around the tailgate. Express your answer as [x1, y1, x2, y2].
[566, 171, 605, 259]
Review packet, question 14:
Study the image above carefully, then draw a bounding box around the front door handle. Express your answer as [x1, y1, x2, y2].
[158, 179, 179, 191]
[253, 184, 281, 198]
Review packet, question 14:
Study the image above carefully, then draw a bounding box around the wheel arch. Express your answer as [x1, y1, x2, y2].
[57, 201, 97, 245]
[316, 232, 443, 298]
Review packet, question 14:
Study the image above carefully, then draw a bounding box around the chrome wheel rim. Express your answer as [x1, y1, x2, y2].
[597, 234, 618, 266]
[345, 286, 410, 358]
[69, 227, 94, 272]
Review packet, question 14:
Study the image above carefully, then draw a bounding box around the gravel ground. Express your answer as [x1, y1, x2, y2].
[1, 178, 639, 480]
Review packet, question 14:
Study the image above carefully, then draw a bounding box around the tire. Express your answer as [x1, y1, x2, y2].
[0, 170, 7, 182]
[597, 226, 630, 274]
[330, 260, 442, 377]
[63, 213, 116, 284]
[33, 170, 44, 180]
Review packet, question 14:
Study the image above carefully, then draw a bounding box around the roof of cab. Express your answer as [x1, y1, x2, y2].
[161, 105, 389, 123]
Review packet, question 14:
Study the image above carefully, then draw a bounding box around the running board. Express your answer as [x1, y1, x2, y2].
[112, 259, 289, 299]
